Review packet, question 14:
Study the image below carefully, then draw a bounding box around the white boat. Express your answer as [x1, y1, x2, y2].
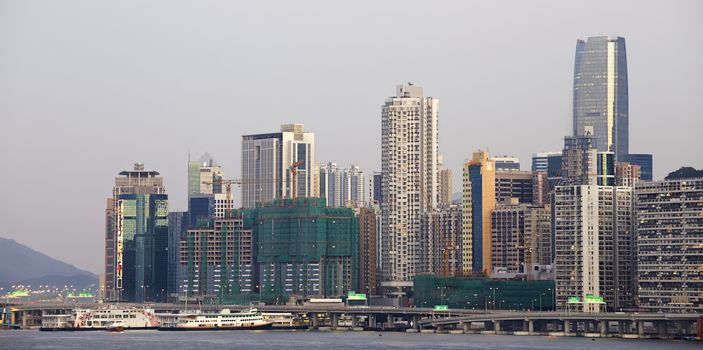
[162, 308, 273, 331]
[73, 306, 158, 330]
[41, 306, 159, 331]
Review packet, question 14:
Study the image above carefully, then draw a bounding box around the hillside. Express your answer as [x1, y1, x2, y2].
[0, 237, 97, 287]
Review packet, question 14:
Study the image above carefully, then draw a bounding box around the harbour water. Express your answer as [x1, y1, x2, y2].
[0, 330, 699, 350]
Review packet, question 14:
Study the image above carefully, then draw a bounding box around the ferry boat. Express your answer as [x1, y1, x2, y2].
[160, 308, 273, 331]
[106, 321, 125, 332]
[40, 306, 159, 331]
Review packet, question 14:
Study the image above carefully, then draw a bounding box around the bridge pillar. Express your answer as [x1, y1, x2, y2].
[599, 320, 607, 336]
[493, 320, 501, 332]
[412, 315, 420, 330]
[528, 320, 534, 333]
[564, 320, 571, 335]
[351, 315, 358, 328]
[331, 313, 339, 330]
[368, 315, 376, 328]
[462, 321, 470, 333]
[637, 321, 645, 337]
[310, 314, 319, 329]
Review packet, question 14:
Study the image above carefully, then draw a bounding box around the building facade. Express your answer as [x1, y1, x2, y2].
[249, 198, 358, 299]
[554, 185, 636, 312]
[495, 170, 534, 204]
[104, 163, 169, 302]
[188, 153, 224, 196]
[615, 162, 641, 187]
[342, 165, 364, 207]
[241, 124, 315, 208]
[622, 153, 653, 181]
[420, 204, 462, 276]
[573, 36, 629, 160]
[371, 172, 383, 205]
[319, 162, 342, 207]
[167, 211, 187, 302]
[357, 207, 378, 296]
[490, 202, 552, 280]
[493, 156, 520, 171]
[381, 83, 439, 285]
[635, 178, 703, 312]
[180, 217, 255, 303]
[462, 150, 496, 275]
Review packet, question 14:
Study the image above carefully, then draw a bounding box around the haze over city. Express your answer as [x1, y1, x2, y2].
[1, 0, 702, 273]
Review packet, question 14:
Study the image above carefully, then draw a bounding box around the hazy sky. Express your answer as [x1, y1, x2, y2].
[1, 0, 701, 273]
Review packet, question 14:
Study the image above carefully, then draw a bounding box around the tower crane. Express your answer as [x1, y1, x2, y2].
[202, 178, 276, 217]
[288, 160, 305, 199]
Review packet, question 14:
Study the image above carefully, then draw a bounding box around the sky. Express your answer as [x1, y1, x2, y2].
[0, 0, 701, 273]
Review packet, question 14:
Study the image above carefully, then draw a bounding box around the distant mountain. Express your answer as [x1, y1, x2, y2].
[665, 167, 703, 180]
[0, 237, 97, 288]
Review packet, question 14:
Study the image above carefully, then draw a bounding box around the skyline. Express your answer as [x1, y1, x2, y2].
[1, 1, 702, 273]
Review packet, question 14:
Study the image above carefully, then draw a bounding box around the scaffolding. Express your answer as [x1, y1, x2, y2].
[243, 197, 359, 302]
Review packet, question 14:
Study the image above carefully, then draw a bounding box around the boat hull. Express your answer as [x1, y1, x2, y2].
[159, 323, 274, 331]
[39, 327, 157, 332]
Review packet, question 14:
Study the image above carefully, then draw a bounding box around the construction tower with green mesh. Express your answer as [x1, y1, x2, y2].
[243, 197, 358, 302]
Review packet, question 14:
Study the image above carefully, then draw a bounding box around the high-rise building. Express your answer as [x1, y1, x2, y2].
[462, 150, 496, 275]
[495, 170, 533, 204]
[532, 171, 548, 206]
[490, 201, 552, 280]
[635, 178, 703, 313]
[103, 199, 115, 301]
[419, 204, 462, 276]
[188, 153, 224, 195]
[561, 129, 614, 186]
[438, 167, 453, 207]
[615, 162, 641, 187]
[561, 130, 597, 186]
[342, 165, 364, 207]
[249, 198, 358, 299]
[622, 153, 653, 181]
[319, 162, 342, 207]
[104, 163, 169, 302]
[167, 211, 187, 302]
[188, 193, 232, 227]
[532, 151, 563, 195]
[573, 36, 629, 160]
[358, 207, 378, 296]
[371, 172, 383, 205]
[381, 83, 439, 286]
[493, 156, 520, 171]
[180, 217, 255, 303]
[531, 152, 562, 174]
[241, 124, 315, 208]
[554, 185, 636, 312]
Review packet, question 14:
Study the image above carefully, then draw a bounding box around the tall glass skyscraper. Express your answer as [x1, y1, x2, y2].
[573, 36, 629, 160]
[104, 163, 169, 302]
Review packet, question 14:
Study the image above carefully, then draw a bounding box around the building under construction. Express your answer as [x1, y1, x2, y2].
[180, 217, 255, 304]
[245, 198, 358, 301]
[420, 204, 462, 276]
[490, 201, 552, 280]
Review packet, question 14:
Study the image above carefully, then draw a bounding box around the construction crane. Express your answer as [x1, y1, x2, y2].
[202, 178, 279, 216]
[288, 160, 305, 199]
[435, 217, 456, 277]
[201, 179, 238, 218]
